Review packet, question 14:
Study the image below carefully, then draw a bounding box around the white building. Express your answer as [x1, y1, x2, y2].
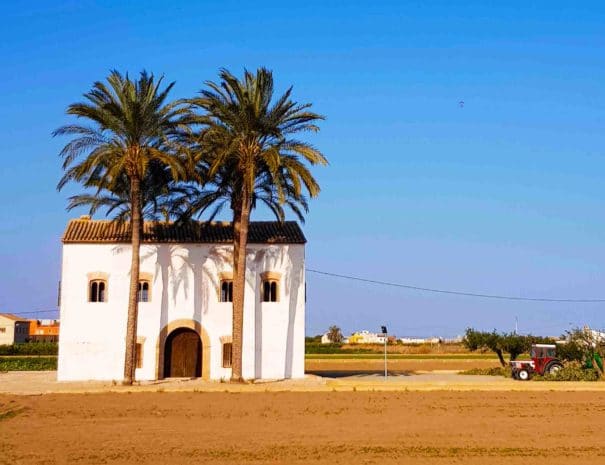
[58, 217, 306, 382]
[349, 330, 387, 344]
[399, 337, 442, 344]
[0, 314, 30, 345]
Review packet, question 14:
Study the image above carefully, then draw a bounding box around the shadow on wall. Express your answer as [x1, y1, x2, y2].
[252, 246, 298, 379]
[136, 242, 300, 380]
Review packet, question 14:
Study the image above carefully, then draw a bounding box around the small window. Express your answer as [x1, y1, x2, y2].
[89, 280, 106, 302]
[262, 280, 278, 302]
[222, 343, 233, 368]
[138, 281, 150, 302]
[220, 280, 233, 302]
[135, 343, 143, 369]
[0, 328, 5, 333]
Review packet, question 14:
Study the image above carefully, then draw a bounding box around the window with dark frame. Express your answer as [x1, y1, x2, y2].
[135, 343, 143, 368]
[262, 280, 278, 302]
[222, 342, 233, 368]
[89, 280, 106, 302]
[220, 280, 233, 302]
[138, 281, 150, 302]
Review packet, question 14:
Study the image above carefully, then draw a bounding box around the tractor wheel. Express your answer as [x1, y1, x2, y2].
[546, 362, 563, 375]
[517, 369, 530, 381]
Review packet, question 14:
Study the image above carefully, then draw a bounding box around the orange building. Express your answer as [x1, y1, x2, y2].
[28, 319, 60, 342]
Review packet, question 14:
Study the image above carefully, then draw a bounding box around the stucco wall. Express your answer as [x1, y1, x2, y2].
[0, 319, 29, 345]
[57, 242, 305, 382]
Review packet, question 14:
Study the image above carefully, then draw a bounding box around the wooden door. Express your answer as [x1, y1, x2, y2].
[164, 329, 201, 378]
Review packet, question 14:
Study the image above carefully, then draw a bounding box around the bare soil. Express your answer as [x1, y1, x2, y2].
[1, 391, 605, 465]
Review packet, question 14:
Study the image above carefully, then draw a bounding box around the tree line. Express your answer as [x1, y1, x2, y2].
[464, 327, 605, 379]
[54, 68, 328, 385]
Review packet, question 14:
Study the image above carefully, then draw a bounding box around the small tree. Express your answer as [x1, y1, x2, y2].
[463, 328, 549, 367]
[326, 326, 344, 344]
[559, 327, 605, 379]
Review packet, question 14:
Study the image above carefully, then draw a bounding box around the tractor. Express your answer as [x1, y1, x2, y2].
[510, 343, 563, 381]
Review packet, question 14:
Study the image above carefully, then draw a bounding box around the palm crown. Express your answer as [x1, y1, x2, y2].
[188, 67, 328, 214]
[55, 70, 191, 196]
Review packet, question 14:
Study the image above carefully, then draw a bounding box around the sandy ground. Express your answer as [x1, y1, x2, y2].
[2, 390, 605, 465]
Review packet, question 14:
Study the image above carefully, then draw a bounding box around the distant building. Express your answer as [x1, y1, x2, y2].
[29, 319, 60, 342]
[0, 314, 31, 345]
[400, 337, 442, 344]
[348, 330, 386, 344]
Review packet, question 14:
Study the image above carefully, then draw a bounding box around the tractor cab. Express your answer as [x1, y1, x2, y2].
[530, 344, 559, 375]
[510, 343, 563, 380]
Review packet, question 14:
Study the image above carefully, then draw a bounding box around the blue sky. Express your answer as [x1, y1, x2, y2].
[1, 1, 604, 337]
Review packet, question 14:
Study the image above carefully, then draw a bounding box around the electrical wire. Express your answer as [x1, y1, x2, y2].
[307, 269, 605, 303]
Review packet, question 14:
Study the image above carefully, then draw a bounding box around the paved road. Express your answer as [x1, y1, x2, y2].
[2, 370, 605, 394]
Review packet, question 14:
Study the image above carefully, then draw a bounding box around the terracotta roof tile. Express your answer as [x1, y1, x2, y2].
[62, 219, 306, 244]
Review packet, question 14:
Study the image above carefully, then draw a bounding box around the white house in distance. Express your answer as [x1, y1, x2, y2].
[58, 217, 306, 382]
[0, 313, 31, 345]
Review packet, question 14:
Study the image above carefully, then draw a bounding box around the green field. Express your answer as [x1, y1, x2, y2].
[0, 356, 58, 371]
[305, 353, 499, 360]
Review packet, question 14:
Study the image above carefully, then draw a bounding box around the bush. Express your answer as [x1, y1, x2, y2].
[533, 362, 600, 382]
[459, 367, 511, 377]
[0, 356, 57, 371]
[0, 342, 58, 356]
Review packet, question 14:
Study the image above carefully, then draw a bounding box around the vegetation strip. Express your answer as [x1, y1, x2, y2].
[306, 354, 498, 360]
[0, 357, 57, 371]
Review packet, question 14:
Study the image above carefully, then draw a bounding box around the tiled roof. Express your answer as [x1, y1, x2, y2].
[62, 219, 306, 244]
[0, 313, 28, 322]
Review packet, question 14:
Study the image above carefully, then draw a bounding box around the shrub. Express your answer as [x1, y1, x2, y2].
[459, 367, 511, 377]
[533, 362, 600, 382]
[0, 342, 58, 356]
[0, 356, 57, 371]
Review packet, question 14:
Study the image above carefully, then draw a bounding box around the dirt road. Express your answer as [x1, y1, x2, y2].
[1, 391, 604, 465]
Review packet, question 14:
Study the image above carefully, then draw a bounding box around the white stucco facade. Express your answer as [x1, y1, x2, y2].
[58, 227, 306, 382]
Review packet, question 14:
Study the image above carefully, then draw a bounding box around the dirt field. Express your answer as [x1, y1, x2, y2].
[2, 391, 605, 465]
[306, 357, 501, 374]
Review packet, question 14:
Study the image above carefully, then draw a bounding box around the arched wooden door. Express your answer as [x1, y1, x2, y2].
[164, 328, 202, 378]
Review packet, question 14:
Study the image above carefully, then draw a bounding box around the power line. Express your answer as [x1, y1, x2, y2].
[6, 309, 58, 316]
[307, 269, 605, 303]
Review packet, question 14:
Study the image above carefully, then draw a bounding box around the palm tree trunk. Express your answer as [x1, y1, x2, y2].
[231, 192, 250, 382]
[123, 176, 142, 385]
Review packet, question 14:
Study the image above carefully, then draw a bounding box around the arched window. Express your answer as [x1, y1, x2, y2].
[262, 279, 279, 302]
[89, 280, 106, 302]
[220, 280, 233, 302]
[138, 281, 150, 302]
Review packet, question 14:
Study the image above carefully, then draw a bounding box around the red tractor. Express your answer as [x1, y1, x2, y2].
[510, 344, 563, 381]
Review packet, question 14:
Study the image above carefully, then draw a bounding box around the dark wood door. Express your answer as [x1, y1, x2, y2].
[164, 329, 201, 378]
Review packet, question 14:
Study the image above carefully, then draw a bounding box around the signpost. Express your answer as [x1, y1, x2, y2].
[381, 325, 388, 380]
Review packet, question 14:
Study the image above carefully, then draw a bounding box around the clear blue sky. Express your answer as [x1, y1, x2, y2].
[1, 1, 604, 337]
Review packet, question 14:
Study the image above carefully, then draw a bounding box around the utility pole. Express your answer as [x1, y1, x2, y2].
[515, 316, 519, 334]
[381, 325, 388, 381]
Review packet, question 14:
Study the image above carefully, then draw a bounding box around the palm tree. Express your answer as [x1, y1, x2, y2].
[188, 68, 327, 381]
[327, 325, 344, 344]
[66, 159, 191, 222]
[54, 70, 191, 384]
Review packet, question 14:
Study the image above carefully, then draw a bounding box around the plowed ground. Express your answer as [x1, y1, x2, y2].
[1, 391, 605, 464]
